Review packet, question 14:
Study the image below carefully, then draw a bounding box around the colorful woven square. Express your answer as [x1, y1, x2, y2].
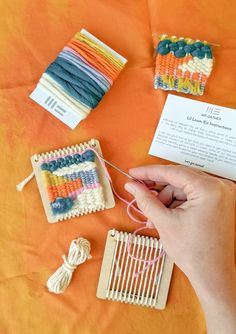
[29, 139, 115, 223]
[40, 149, 105, 217]
[154, 35, 214, 96]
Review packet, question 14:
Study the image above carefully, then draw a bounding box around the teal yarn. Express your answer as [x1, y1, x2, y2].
[184, 44, 195, 53]
[47, 69, 99, 108]
[177, 40, 186, 47]
[56, 57, 105, 98]
[156, 38, 213, 59]
[192, 49, 205, 59]
[46, 57, 105, 108]
[194, 41, 204, 48]
[60, 50, 111, 91]
[51, 197, 74, 215]
[41, 150, 96, 172]
[169, 43, 179, 51]
[174, 49, 186, 58]
[158, 46, 170, 55]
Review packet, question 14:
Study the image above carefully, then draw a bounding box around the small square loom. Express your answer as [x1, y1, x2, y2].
[154, 34, 214, 96]
[97, 229, 173, 309]
[31, 139, 115, 223]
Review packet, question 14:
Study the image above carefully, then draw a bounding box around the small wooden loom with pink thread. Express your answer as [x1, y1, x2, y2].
[97, 229, 173, 309]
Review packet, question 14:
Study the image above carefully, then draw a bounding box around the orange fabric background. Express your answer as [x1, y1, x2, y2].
[0, 1, 235, 333]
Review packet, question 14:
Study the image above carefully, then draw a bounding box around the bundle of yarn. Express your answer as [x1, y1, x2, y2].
[154, 34, 214, 96]
[47, 237, 92, 294]
[36, 29, 126, 120]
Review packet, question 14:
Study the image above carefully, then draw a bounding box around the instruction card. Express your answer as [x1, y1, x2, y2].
[149, 94, 236, 181]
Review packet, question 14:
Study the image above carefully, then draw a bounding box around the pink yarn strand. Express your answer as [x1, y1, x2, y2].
[88, 147, 165, 276]
[43, 146, 165, 276]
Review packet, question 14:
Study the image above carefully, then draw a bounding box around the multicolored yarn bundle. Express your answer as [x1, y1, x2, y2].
[39, 147, 105, 219]
[154, 34, 214, 96]
[32, 29, 127, 122]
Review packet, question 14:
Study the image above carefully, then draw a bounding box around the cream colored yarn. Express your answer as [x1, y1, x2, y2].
[47, 237, 92, 294]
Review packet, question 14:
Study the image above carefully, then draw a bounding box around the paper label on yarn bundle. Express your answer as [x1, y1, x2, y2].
[30, 86, 83, 129]
[149, 94, 236, 181]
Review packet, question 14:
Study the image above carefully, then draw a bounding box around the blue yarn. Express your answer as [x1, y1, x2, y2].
[174, 49, 186, 58]
[48, 160, 58, 172]
[192, 49, 205, 59]
[60, 51, 110, 92]
[177, 40, 186, 48]
[51, 197, 74, 215]
[55, 56, 105, 98]
[41, 163, 49, 170]
[158, 46, 170, 55]
[158, 39, 171, 48]
[169, 43, 179, 51]
[40, 150, 96, 172]
[62, 168, 99, 185]
[194, 42, 204, 48]
[47, 69, 97, 108]
[46, 58, 104, 108]
[157, 39, 213, 59]
[184, 44, 196, 53]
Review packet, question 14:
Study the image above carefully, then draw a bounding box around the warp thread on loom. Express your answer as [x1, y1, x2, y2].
[96, 229, 173, 309]
[32, 29, 127, 122]
[47, 237, 91, 294]
[154, 34, 214, 95]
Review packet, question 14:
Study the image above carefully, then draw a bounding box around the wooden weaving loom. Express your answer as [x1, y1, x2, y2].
[97, 229, 173, 309]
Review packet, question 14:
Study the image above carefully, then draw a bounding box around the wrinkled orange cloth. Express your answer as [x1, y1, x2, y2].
[0, 1, 235, 333]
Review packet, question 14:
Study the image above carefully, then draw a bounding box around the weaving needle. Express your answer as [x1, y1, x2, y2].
[97, 154, 139, 182]
[97, 154, 164, 192]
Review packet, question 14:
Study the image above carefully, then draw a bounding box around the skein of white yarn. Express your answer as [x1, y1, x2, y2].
[47, 237, 92, 294]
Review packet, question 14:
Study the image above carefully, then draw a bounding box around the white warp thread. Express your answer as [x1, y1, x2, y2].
[47, 237, 92, 294]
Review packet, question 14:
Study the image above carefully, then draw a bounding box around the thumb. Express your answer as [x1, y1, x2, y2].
[124, 182, 170, 228]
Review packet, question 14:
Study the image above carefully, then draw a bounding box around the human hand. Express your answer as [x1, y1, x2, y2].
[125, 165, 236, 333]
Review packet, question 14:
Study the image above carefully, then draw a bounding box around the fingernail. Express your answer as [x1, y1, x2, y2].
[124, 182, 135, 195]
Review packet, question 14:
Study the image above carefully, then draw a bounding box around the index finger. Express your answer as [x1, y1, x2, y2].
[129, 165, 204, 191]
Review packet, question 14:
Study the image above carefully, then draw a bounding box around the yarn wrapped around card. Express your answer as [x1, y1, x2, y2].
[30, 29, 127, 128]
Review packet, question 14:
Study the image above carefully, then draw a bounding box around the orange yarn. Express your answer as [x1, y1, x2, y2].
[68, 39, 119, 81]
[47, 179, 83, 202]
[155, 54, 193, 77]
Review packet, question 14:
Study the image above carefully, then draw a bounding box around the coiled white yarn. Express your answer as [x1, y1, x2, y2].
[47, 237, 92, 294]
